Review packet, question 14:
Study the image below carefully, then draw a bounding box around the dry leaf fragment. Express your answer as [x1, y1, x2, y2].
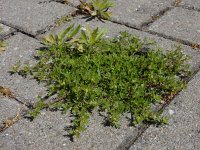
[0, 112, 20, 132]
[191, 43, 200, 49]
[0, 86, 14, 98]
[79, 0, 94, 15]
[175, 0, 182, 6]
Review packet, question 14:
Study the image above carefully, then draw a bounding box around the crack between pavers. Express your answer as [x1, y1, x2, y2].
[109, 18, 140, 30]
[145, 30, 200, 51]
[176, 5, 200, 12]
[116, 67, 200, 150]
[116, 125, 149, 150]
[37, 0, 76, 7]
[0, 10, 78, 41]
[56, 0, 78, 8]
[0, 97, 30, 133]
[107, 5, 200, 51]
[140, 7, 173, 29]
[49, 0, 79, 8]
[0, 114, 20, 133]
[109, 6, 174, 31]
[0, 24, 17, 40]
[108, 18, 200, 52]
[0, 31, 17, 41]
[0, 20, 37, 38]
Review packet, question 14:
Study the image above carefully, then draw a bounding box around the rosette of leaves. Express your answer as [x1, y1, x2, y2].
[16, 25, 190, 139]
[79, 0, 114, 20]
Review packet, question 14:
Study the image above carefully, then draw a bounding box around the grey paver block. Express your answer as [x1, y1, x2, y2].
[66, 0, 81, 7]
[149, 7, 200, 44]
[47, 16, 200, 72]
[0, 24, 15, 39]
[0, 95, 22, 123]
[110, 0, 173, 28]
[180, 0, 200, 10]
[0, 0, 75, 36]
[130, 70, 200, 150]
[0, 111, 136, 150]
[0, 33, 46, 104]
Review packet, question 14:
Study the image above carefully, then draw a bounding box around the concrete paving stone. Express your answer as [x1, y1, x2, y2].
[0, 33, 46, 104]
[0, 0, 75, 36]
[46, 16, 200, 72]
[64, 0, 81, 7]
[130, 70, 200, 150]
[0, 110, 136, 150]
[180, 0, 200, 10]
[0, 95, 22, 123]
[149, 7, 200, 45]
[110, 0, 174, 28]
[0, 24, 15, 39]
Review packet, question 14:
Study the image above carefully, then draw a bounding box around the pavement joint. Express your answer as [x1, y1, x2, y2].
[145, 30, 200, 52]
[0, 20, 37, 39]
[104, 18, 200, 52]
[0, 105, 27, 133]
[140, 7, 174, 29]
[54, 0, 78, 8]
[177, 4, 200, 12]
[0, 31, 16, 41]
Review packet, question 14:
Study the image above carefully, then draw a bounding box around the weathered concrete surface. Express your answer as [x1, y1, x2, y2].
[130, 70, 200, 150]
[0, 33, 46, 104]
[110, 0, 174, 28]
[65, 0, 81, 7]
[46, 17, 200, 72]
[149, 7, 200, 45]
[0, 95, 22, 123]
[0, 110, 136, 150]
[180, 0, 200, 10]
[0, 0, 75, 36]
[0, 24, 15, 39]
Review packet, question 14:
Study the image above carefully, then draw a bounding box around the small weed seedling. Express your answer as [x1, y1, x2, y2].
[15, 25, 190, 139]
[55, 15, 72, 27]
[78, 0, 114, 20]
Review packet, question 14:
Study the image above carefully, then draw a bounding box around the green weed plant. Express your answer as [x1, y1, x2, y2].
[79, 0, 114, 20]
[14, 25, 190, 139]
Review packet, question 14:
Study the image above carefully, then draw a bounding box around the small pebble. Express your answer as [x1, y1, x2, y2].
[168, 109, 175, 115]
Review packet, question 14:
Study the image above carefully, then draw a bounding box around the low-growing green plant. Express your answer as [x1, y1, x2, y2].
[78, 0, 114, 20]
[15, 25, 190, 139]
[55, 15, 71, 27]
[42, 24, 81, 46]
